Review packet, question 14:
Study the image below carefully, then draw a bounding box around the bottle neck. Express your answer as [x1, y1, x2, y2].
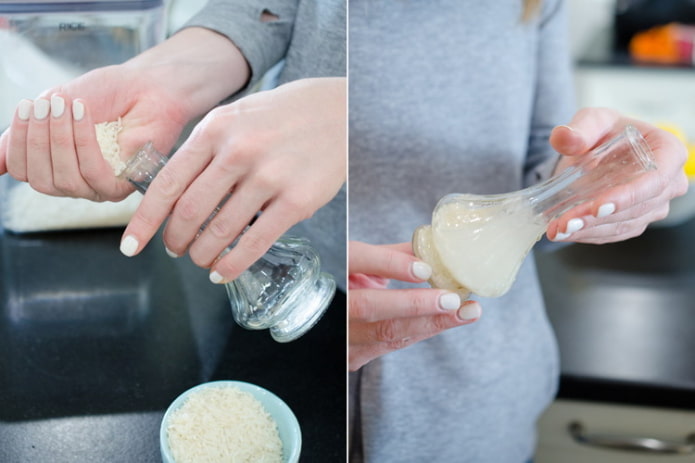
[527, 164, 586, 222]
[119, 141, 236, 237]
[526, 125, 656, 223]
[118, 142, 167, 194]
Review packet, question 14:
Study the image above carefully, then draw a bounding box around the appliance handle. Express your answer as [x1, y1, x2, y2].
[568, 421, 695, 455]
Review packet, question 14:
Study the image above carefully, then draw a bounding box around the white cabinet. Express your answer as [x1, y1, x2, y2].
[574, 66, 695, 140]
[535, 400, 695, 462]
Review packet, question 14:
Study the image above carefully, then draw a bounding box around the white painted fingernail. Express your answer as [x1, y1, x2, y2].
[597, 203, 616, 218]
[555, 231, 571, 241]
[51, 95, 65, 118]
[72, 100, 84, 121]
[209, 271, 224, 284]
[17, 99, 32, 121]
[120, 235, 139, 257]
[458, 302, 481, 321]
[566, 218, 585, 234]
[411, 261, 432, 280]
[33, 99, 49, 120]
[164, 247, 180, 258]
[439, 292, 461, 311]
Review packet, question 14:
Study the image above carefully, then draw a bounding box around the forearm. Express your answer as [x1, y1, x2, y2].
[123, 27, 250, 121]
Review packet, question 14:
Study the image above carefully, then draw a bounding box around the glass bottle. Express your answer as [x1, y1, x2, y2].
[120, 142, 336, 343]
[412, 125, 657, 299]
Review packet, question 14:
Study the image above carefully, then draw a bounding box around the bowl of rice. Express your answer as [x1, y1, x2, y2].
[160, 380, 301, 463]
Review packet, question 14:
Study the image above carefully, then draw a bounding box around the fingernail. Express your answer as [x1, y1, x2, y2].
[439, 292, 461, 311]
[17, 99, 32, 121]
[558, 125, 584, 140]
[457, 302, 481, 321]
[33, 99, 49, 120]
[120, 235, 139, 257]
[555, 231, 571, 241]
[566, 218, 584, 234]
[411, 261, 432, 280]
[51, 95, 65, 118]
[209, 271, 224, 284]
[597, 202, 616, 218]
[164, 247, 180, 258]
[72, 100, 84, 121]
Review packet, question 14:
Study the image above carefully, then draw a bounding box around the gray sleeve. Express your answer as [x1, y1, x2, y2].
[183, 0, 300, 93]
[523, 0, 576, 187]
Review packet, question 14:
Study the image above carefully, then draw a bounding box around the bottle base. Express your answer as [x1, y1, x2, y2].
[269, 273, 336, 343]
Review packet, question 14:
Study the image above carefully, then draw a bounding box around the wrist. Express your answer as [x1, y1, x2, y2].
[123, 27, 250, 120]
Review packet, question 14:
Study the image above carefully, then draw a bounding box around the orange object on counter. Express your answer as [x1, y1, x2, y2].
[629, 23, 695, 65]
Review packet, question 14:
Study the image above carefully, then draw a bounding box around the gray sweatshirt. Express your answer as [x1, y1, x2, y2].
[185, 0, 347, 289]
[349, 1, 574, 461]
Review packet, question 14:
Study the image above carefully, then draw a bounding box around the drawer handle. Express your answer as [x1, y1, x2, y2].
[568, 421, 695, 455]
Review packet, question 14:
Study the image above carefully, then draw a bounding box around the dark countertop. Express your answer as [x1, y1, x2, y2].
[535, 216, 695, 410]
[0, 227, 346, 462]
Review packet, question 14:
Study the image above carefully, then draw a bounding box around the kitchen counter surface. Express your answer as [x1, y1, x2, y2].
[535, 215, 695, 410]
[0, 226, 346, 462]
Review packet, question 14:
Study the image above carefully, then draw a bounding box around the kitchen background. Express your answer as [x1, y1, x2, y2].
[2, 0, 695, 461]
[0, 0, 210, 130]
[0, 1, 346, 462]
[534, 0, 695, 461]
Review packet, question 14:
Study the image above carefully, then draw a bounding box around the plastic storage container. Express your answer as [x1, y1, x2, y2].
[0, 1, 165, 233]
[0, 0, 166, 129]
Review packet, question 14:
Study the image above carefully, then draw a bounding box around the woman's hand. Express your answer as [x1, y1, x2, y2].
[547, 108, 689, 243]
[0, 69, 188, 202]
[0, 27, 249, 202]
[120, 77, 347, 284]
[349, 241, 481, 371]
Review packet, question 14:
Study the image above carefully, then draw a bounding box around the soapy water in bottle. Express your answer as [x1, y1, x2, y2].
[413, 125, 657, 299]
[414, 196, 546, 299]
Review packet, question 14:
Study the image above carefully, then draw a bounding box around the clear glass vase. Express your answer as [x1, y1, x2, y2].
[412, 125, 657, 299]
[120, 143, 336, 342]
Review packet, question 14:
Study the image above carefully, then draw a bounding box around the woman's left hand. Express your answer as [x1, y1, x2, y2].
[547, 107, 689, 244]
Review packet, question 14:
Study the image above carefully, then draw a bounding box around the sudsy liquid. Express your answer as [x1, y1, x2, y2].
[412, 127, 656, 298]
[413, 195, 546, 298]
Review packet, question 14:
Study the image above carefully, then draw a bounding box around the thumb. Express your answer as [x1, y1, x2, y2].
[0, 128, 8, 175]
[548, 125, 587, 157]
[549, 107, 624, 156]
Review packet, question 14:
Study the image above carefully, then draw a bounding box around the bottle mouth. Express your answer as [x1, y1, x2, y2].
[117, 141, 156, 180]
[625, 125, 658, 172]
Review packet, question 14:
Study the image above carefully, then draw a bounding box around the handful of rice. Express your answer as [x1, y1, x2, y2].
[95, 119, 126, 175]
[1, 118, 139, 233]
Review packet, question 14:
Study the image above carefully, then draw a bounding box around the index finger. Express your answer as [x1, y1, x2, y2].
[350, 287, 469, 322]
[72, 99, 124, 197]
[120, 143, 211, 257]
[349, 241, 431, 283]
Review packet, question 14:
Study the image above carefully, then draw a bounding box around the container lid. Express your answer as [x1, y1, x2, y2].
[0, 0, 163, 13]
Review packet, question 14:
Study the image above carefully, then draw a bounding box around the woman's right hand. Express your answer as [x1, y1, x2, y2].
[349, 241, 482, 371]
